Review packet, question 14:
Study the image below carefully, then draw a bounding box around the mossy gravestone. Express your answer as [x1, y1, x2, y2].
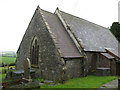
[23, 58, 32, 82]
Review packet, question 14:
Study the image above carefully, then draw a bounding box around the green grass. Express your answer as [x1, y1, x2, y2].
[0, 66, 15, 73]
[41, 76, 117, 88]
[0, 74, 6, 83]
[0, 56, 16, 65]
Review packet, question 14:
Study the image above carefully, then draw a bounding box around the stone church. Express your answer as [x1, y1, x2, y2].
[15, 6, 120, 82]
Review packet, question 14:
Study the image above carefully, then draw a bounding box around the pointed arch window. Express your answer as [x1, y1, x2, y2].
[30, 37, 39, 66]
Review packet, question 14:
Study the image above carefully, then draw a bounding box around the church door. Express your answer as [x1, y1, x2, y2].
[89, 54, 97, 74]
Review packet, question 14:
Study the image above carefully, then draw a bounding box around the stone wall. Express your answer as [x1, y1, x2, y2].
[16, 8, 64, 81]
[64, 58, 84, 80]
[98, 54, 110, 68]
[85, 52, 111, 75]
[85, 52, 98, 74]
[110, 59, 116, 75]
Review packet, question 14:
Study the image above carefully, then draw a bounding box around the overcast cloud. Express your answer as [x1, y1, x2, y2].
[0, 0, 119, 51]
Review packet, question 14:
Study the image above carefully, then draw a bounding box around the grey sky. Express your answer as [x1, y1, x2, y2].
[0, 0, 119, 51]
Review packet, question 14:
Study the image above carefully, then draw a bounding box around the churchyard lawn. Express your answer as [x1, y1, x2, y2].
[41, 76, 117, 88]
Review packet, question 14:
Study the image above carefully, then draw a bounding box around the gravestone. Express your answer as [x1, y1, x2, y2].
[95, 67, 110, 76]
[23, 58, 32, 82]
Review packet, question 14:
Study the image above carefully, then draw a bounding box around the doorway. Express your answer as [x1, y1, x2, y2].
[89, 54, 97, 74]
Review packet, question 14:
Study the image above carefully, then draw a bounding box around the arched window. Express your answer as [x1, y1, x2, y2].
[30, 37, 39, 66]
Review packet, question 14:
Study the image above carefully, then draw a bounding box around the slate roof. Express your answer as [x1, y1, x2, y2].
[41, 10, 82, 58]
[101, 53, 115, 59]
[59, 11, 119, 55]
[40, 8, 119, 58]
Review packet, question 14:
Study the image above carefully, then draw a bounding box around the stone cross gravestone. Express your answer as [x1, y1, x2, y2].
[23, 58, 31, 81]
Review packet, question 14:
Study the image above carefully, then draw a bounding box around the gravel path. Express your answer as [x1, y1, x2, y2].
[98, 80, 118, 90]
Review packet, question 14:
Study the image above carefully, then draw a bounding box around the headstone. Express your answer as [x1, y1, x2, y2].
[95, 67, 110, 76]
[23, 58, 32, 82]
[9, 67, 13, 78]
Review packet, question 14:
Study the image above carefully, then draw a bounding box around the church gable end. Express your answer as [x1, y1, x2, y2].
[16, 6, 65, 81]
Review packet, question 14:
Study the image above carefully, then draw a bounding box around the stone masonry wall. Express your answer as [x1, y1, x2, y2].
[85, 52, 112, 75]
[98, 54, 110, 68]
[64, 58, 84, 80]
[16, 7, 64, 81]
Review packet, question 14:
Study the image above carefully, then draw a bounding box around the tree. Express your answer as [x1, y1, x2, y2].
[110, 22, 120, 42]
